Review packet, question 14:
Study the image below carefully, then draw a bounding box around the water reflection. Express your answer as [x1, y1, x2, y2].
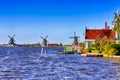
[0, 46, 120, 80]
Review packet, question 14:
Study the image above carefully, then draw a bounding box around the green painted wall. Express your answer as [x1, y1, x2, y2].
[118, 32, 120, 40]
[88, 41, 95, 48]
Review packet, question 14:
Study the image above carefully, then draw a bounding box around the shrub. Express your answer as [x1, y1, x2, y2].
[87, 48, 92, 53]
[103, 43, 120, 56]
[82, 48, 87, 54]
[91, 49, 99, 54]
[111, 44, 120, 55]
[108, 48, 118, 56]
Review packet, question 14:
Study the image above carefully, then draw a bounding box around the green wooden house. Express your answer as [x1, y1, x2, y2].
[85, 22, 118, 48]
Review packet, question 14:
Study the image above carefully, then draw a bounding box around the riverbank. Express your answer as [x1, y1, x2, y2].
[103, 55, 120, 62]
[104, 55, 120, 59]
[81, 53, 120, 59]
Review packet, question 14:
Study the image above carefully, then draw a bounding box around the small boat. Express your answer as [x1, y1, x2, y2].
[86, 54, 103, 57]
[81, 54, 103, 57]
[57, 51, 74, 54]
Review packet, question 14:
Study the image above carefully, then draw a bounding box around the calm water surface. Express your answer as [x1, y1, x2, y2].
[0, 46, 120, 80]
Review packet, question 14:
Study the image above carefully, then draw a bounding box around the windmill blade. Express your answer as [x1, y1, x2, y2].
[13, 39, 16, 42]
[12, 35, 15, 38]
[46, 40, 49, 43]
[76, 36, 80, 38]
[46, 39, 49, 42]
[74, 32, 76, 36]
[8, 35, 11, 38]
[41, 36, 44, 39]
[45, 35, 48, 39]
[69, 37, 74, 38]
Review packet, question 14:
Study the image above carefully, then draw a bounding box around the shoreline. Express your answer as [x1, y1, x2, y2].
[102, 56, 120, 64]
[81, 53, 120, 59]
[104, 55, 120, 59]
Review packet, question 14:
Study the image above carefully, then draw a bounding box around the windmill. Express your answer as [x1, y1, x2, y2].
[69, 32, 80, 45]
[41, 35, 48, 47]
[8, 35, 16, 45]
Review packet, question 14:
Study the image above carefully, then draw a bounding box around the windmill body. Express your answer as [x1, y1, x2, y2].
[8, 35, 16, 45]
[42, 39, 47, 47]
[41, 36, 48, 47]
[69, 32, 80, 52]
[69, 32, 79, 45]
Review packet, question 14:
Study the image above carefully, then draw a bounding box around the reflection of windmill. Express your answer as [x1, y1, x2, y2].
[41, 35, 48, 47]
[69, 32, 80, 45]
[8, 35, 15, 45]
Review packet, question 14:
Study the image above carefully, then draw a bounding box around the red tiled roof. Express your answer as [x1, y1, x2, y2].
[85, 29, 115, 40]
[48, 43, 58, 47]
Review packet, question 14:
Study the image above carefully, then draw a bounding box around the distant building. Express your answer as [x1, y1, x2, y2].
[48, 43, 58, 47]
[85, 22, 117, 48]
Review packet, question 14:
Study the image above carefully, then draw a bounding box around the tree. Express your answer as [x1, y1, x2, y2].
[95, 30, 114, 53]
[95, 35, 109, 53]
[59, 43, 63, 47]
[113, 12, 120, 40]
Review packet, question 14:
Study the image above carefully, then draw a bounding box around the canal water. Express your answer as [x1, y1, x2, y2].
[0, 46, 120, 80]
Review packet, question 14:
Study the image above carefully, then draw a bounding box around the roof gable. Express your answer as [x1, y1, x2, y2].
[85, 29, 115, 40]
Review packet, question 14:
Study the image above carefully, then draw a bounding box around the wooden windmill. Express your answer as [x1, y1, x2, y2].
[41, 35, 48, 47]
[69, 32, 80, 45]
[8, 35, 16, 45]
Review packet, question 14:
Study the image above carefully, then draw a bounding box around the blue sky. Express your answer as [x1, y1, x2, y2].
[0, 0, 120, 44]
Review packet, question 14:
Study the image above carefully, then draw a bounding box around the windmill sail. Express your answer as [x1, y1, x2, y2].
[8, 35, 16, 45]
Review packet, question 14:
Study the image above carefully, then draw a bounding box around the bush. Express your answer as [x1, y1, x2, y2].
[81, 48, 87, 54]
[91, 49, 99, 54]
[103, 43, 120, 56]
[87, 48, 92, 53]
[110, 44, 120, 55]
[108, 48, 118, 56]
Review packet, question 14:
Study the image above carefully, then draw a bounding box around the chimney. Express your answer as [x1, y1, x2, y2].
[105, 22, 109, 29]
[105, 22, 107, 29]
